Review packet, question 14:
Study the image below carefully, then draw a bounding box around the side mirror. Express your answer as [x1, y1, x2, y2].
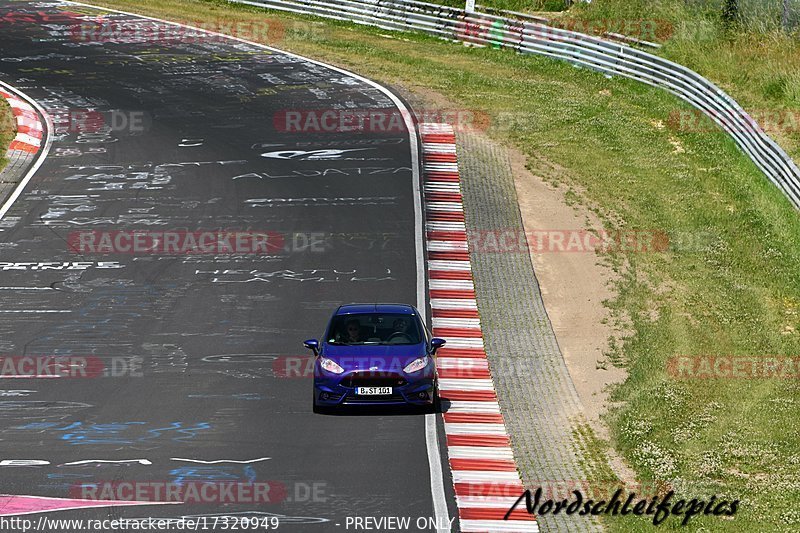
[430, 338, 446, 354]
[303, 339, 319, 355]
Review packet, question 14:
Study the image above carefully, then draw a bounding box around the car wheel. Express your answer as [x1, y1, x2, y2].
[421, 385, 439, 414]
[432, 386, 441, 413]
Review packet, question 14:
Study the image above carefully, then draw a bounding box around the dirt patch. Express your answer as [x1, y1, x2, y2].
[510, 151, 627, 429]
[510, 151, 638, 486]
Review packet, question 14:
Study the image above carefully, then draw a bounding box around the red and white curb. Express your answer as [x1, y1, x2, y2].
[421, 123, 536, 533]
[1, 89, 43, 155]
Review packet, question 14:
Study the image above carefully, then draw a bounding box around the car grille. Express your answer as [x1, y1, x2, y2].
[342, 372, 407, 388]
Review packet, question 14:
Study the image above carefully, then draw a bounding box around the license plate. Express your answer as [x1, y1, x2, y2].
[356, 386, 392, 395]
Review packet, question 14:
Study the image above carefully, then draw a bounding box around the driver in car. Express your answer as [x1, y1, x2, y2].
[388, 318, 411, 342]
[393, 318, 408, 333]
[343, 319, 362, 343]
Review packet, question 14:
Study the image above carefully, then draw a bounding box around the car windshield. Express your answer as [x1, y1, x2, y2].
[327, 313, 423, 345]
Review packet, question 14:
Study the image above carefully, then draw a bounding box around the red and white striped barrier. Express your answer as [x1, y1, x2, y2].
[1, 90, 43, 155]
[421, 123, 537, 532]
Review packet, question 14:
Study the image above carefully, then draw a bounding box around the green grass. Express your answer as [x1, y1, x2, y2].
[82, 0, 800, 530]
[568, 0, 800, 34]
[568, 0, 800, 163]
[0, 99, 12, 173]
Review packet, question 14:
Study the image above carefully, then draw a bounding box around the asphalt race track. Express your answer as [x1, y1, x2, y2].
[0, 1, 456, 529]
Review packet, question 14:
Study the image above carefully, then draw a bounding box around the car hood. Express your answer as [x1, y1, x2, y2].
[321, 343, 427, 372]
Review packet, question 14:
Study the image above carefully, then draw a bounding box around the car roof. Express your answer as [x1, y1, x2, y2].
[334, 303, 417, 316]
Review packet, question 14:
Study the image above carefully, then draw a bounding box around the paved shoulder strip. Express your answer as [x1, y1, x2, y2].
[421, 123, 537, 533]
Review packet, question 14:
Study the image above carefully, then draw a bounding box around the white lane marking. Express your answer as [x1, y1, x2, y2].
[437, 357, 488, 369]
[0, 81, 52, 221]
[425, 201, 464, 212]
[456, 495, 527, 507]
[0, 375, 61, 379]
[424, 162, 459, 171]
[424, 182, 462, 193]
[451, 471, 519, 483]
[427, 241, 469, 252]
[170, 457, 271, 464]
[16, 117, 41, 130]
[447, 446, 515, 460]
[423, 144, 457, 153]
[431, 318, 481, 329]
[445, 401, 502, 413]
[4, 99, 33, 111]
[0, 310, 71, 313]
[0, 288, 54, 290]
[444, 423, 508, 435]
[460, 519, 538, 532]
[439, 378, 495, 391]
[430, 298, 478, 309]
[438, 337, 485, 349]
[60, 459, 153, 466]
[424, 412, 449, 533]
[13, 133, 41, 146]
[427, 260, 472, 271]
[419, 124, 454, 133]
[429, 278, 474, 290]
[65, 3, 451, 529]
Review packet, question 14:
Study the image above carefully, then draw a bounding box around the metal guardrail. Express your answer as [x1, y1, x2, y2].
[232, 0, 800, 209]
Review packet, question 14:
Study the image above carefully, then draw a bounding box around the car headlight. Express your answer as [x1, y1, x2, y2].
[319, 357, 344, 374]
[404, 356, 429, 374]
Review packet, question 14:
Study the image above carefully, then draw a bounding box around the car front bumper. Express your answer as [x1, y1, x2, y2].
[314, 367, 436, 406]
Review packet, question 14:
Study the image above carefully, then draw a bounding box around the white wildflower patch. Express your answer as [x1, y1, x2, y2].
[633, 440, 678, 479]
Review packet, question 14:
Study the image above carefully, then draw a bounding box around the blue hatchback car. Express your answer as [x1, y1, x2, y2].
[304, 304, 446, 413]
